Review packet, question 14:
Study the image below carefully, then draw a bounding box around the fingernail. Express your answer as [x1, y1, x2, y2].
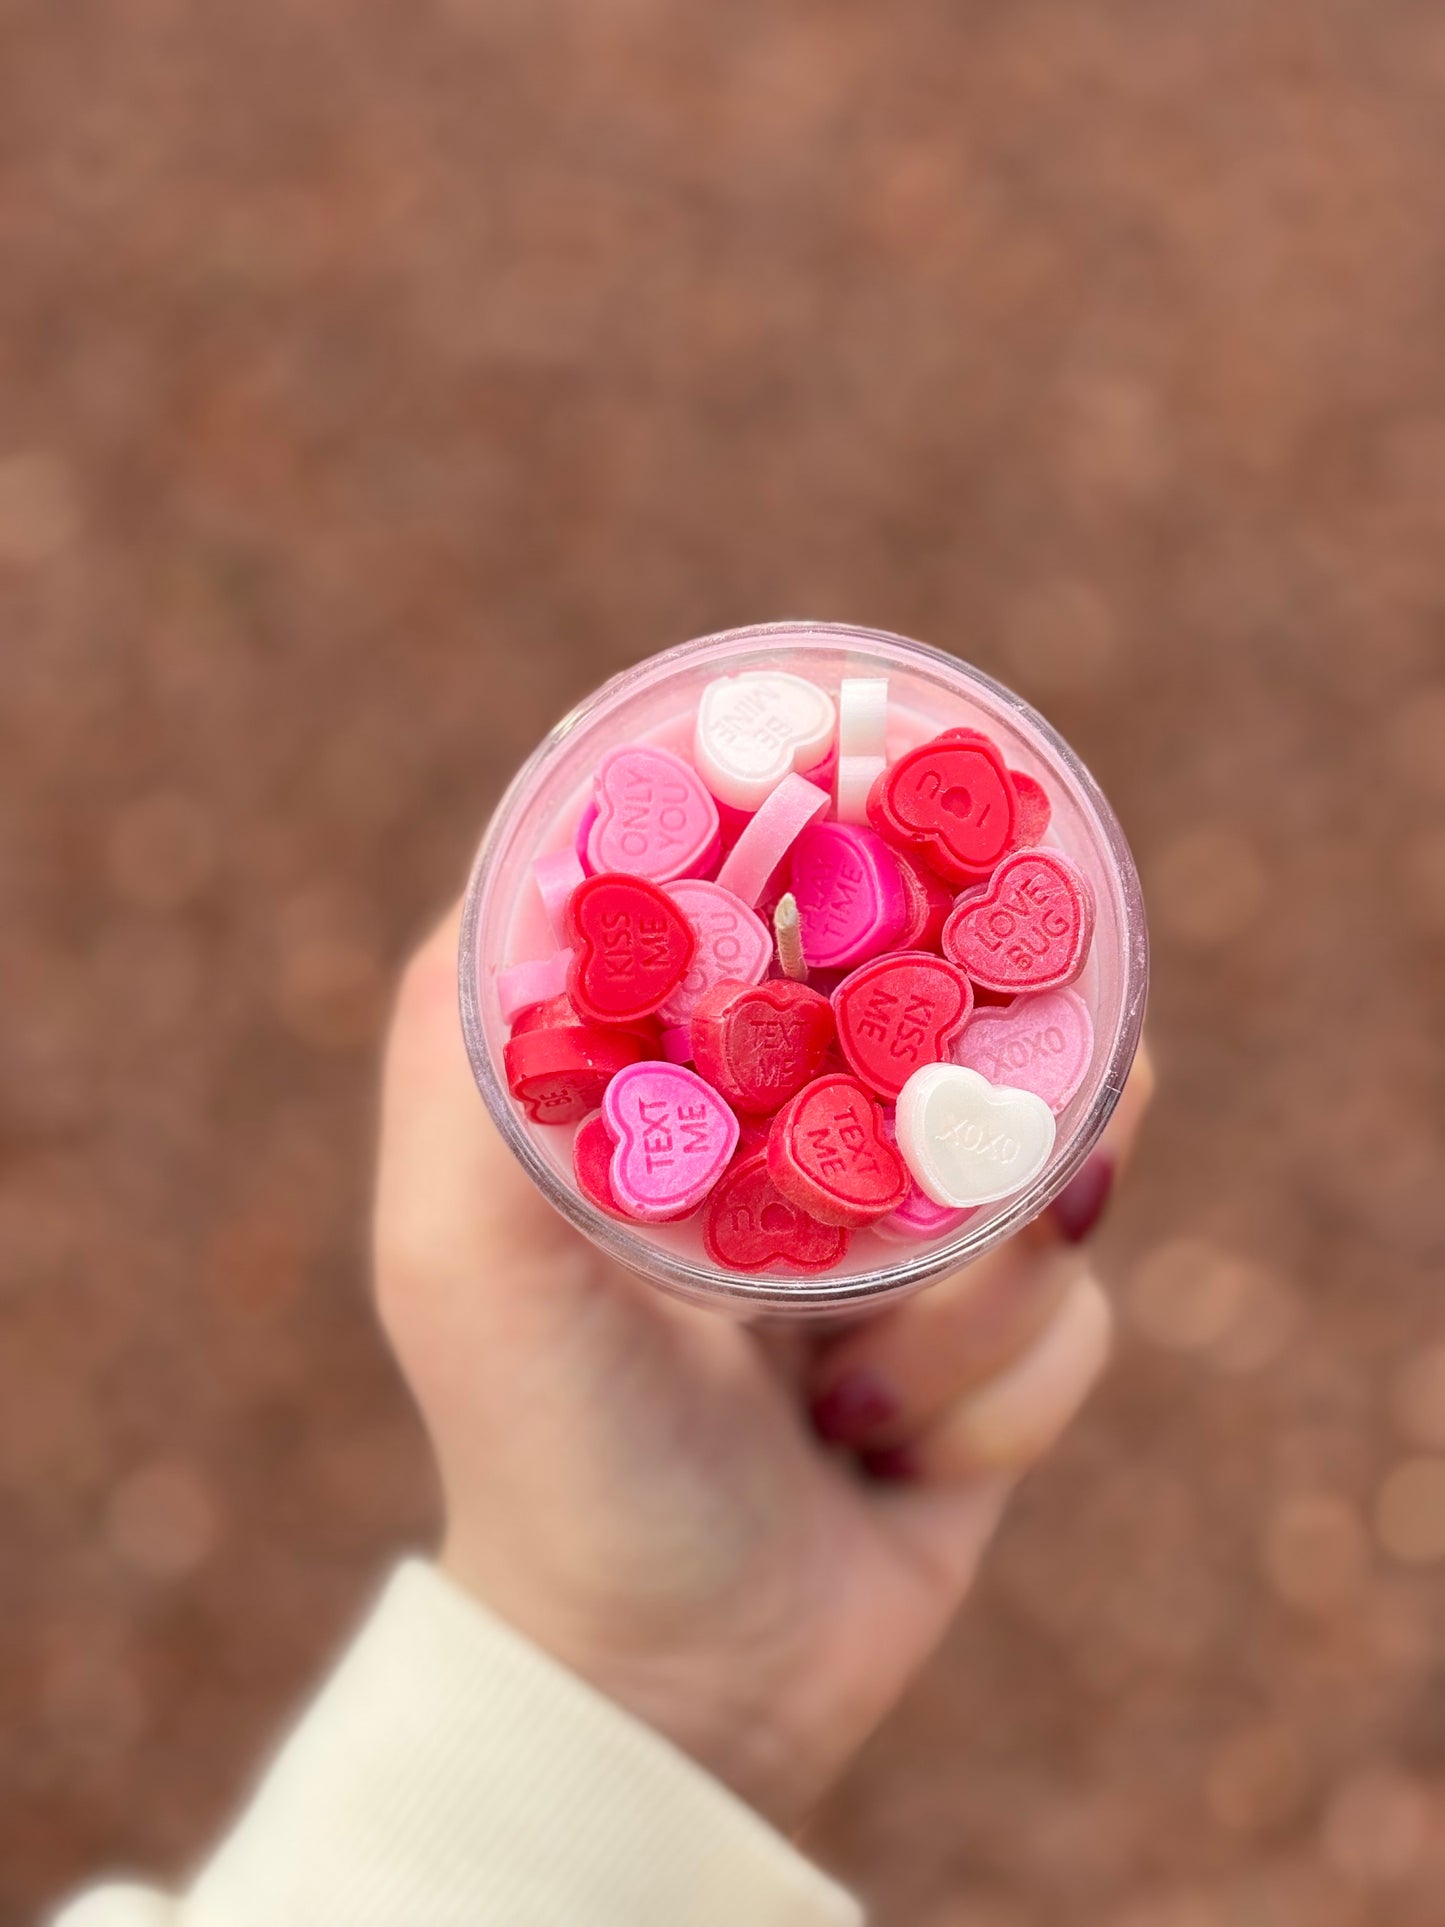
[1051, 1152, 1115, 1244]
[861, 1444, 921, 1483]
[811, 1369, 899, 1445]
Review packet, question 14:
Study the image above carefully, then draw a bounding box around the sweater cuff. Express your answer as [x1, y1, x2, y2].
[184, 1559, 862, 1927]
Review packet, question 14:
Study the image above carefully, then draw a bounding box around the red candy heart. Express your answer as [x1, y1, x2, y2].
[565, 872, 697, 1026]
[503, 1025, 655, 1125]
[942, 848, 1094, 993]
[766, 1073, 910, 1227]
[703, 1150, 850, 1273]
[933, 733, 1050, 849]
[510, 991, 661, 1050]
[573, 1109, 624, 1215]
[867, 730, 1018, 886]
[690, 979, 836, 1115]
[1008, 769, 1052, 848]
[832, 951, 975, 1100]
[890, 846, 954, 951]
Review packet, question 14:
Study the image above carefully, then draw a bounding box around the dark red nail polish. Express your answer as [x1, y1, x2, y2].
[861, 1444, 921, 1484]
[811, 1369, 899, 1445]
[1051, 1152, 1115, 1243]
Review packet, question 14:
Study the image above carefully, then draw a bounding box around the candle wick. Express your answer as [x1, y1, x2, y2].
[773, 892, 809, 983]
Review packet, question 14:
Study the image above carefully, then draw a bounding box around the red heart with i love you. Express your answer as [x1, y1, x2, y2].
[766, 1073, 910, 1227]
[867, 730, 1018, 885]
[942, 848, 1094, 993]
[703, 1150, 850, 1272]
[832, 951, 974, 1100]
[565, 872, 697, 1025]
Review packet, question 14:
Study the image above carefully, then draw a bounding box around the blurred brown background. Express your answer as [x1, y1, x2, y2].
[3, 3, 1444, 1922]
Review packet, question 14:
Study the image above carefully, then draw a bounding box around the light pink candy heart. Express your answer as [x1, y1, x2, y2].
[587, 744, 720, 883]
[658, 879, 772, 1026]
[602, 1061, 740, 1221]
[951, 987, 1094, 1116]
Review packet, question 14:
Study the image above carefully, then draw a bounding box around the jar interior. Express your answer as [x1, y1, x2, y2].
[461, 623, 1146, 1315]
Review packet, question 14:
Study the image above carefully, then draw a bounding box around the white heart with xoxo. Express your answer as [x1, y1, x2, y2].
[895, 1063, 1057, 1208]
[694, 672, 837, 812]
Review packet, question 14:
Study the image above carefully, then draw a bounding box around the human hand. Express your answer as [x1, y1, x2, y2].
[374, 903, 1153, 1831]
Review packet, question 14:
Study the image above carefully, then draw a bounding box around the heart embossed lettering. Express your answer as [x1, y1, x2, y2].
[942, 849, 1094, 994]
[895, 1063, 1057, 1208]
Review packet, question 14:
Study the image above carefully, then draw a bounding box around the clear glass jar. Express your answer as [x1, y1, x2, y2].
[459, 621, 1148, 1318]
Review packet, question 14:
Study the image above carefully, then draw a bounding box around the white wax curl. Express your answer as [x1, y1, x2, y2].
[835, 754, 885, 825]
[836, 677, 889, 822]
[838, 677, 889, 758]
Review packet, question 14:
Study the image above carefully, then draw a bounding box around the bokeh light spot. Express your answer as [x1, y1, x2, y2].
[106, 1460, 219, 1578]
[1374, 1457, 1445, 1564]
[1263, 1494, 1368, 1613]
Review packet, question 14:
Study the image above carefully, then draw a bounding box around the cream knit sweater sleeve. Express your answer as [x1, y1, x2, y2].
[53, 1560, 863, 1927]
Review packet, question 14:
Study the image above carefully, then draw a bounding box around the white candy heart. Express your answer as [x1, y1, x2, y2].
[895, 1063, 1057, 1208]
[694, 672, 836, 812]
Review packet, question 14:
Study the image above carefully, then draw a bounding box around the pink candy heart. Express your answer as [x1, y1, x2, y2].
[951, 986, 1094, 1116]
[659, 878, 772, 1026]
[790, 820, 908, 969]
[587, 744, 720, 883]
[602, 1060, 740, 1221]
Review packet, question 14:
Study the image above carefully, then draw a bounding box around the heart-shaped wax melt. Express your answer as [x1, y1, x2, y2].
[504, 1025, 655, 1125]
[867, 730, 1018, 885]
[895, 1063, 1056, 1208]
[1008, 770, 1052, 848]
[587, 743, 720, 883]
[690, 979, 836, 1115]
[694, 672, 837, 812]
[942, 848, 1094, 993]
[952, 986, 1093, 1115]
[658, 879, 772, 1027]
[602, 1061, 740, 1221]
[573, 1109, 624, 1216]
[790, 820, 909, 969]
[565, 872, 697, 1025]
[874, 1116, 977, 1243]
[889, 846, 954, 951]
[703, 1150, 850, 1273]
[832, 951, 974, 1100]
[766, 1073, 910, 1227]
[509, 991, 661, 1049]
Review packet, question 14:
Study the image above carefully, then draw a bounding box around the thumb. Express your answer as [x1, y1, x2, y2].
[372, 901, 622, 1368]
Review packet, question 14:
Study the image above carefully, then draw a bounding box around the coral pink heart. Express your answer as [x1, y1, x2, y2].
[766, 1073, 909, 1227]
[690, 979, 836, 1115]
[942, 848, 1094, 993]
